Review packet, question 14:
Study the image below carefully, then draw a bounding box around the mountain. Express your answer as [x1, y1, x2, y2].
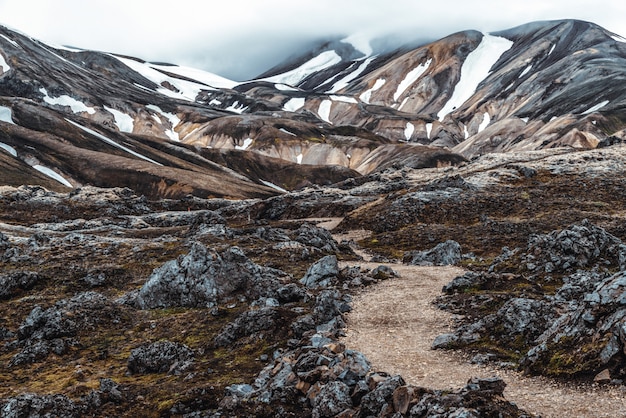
[0, 19, 625, 198]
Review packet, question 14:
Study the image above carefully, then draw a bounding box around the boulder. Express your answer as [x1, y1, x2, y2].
[404, 240, 462, 266]
[127, 341, 194, 375]
[136, 243, 285, 309]
[300, 255, 339, 289]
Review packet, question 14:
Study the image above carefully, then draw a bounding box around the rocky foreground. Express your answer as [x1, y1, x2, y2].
[3, 144, 626, 416]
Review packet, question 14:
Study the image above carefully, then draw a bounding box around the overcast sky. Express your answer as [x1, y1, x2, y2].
[0, 0, 624, 80]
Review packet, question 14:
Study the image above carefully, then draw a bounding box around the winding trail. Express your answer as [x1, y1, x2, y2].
[325, 222, 626, 418]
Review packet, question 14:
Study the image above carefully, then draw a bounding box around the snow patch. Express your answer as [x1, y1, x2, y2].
[328, 56, 376, 93]
[279, 128, 296, 136]
[114, 55, 206, 102]
[463, 124, 469, 139]
[260, 180, 288, 193]
[341, 33, 373, 57]
[478, 112, 491, 132]
[275, 83, 299, 91]
[146, 105, 180, 141]
[330, 95, 358, 104]
[318, 100, 332, 123]
[437, 33, 513, 120]
[393, 59, 432, 102]
[0, 53, 10, 73]
[104, 106, 134, 133]
[0, 142, 16, 157]
[519, 64, 532, 78]
[262, 50, 342, 86]
[148, 63, 237, 89]
[521, 117, 529, 123]
[296, 153, 303, 164]
[582, 100, 609, 115]
[209, 99, 222, 106]
[66, 118, 162, 165]
[360, 78, 386, 104]
[611, 35, 626, 43]
[548, 44, 556, 55]
[235, 138, 253, 150]
[32, 165, 72, 188]
[426, 123, 433, 139]
[0, 106, 15, 124]
[40, 88, 95, 114]
[0, 34, 19, 47]
[404, 122, 414, 140]
[283, 97, 305, 112]
[225, 101, 247, 114]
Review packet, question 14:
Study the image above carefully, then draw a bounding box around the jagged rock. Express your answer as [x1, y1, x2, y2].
[404, 240, 462, 266]
[0, 393, 83, 417]
[276, 283, 307, 303]
[311, 381, 352, 418]
[127, 341, 194, 375]
[496, 297, 558, 342]
[300, 255, 339, 289]
[0, 231, 11, 251]
[294, 223, 339, 253]
[136, 243, 286, 308]
[0, 271, 41, 299]
[521, 219, 626, 274]
[359, 375, 405, 416]
[214, 307, 280, 347]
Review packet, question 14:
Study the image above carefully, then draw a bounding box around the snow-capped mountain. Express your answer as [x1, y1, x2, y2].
[0, 19, 625, 198]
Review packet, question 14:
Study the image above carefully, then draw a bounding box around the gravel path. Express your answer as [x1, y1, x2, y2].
[340, 260, 626, 417]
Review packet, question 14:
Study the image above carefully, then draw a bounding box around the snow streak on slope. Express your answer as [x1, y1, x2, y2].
[328, 57, 376, 93]
[40, 88, 95, 114]
[263, 51, 342, 86]
[0, 142, 16, 156]
[148, 63, 237, 89]
[582, 100, 609, 114]
[437, 33, 513, 120]
[342, 33, 373, 56]
[0, 106, 15, 124]
[318, 100, 332, 123]
[235, 138, 253, 150]
[478, 112, 491, 132]
[394, 59, 432, 102]
[65, 119, 162, 165]
[0, 53, 10, 73]
[114, 55, 207, 102]
[284, 98, 305, 112]
[104, 106, 134, 133]
[146, 105, 180, 141]
[404, 122, 414, 140]
[32, 165, 72, 187]
[360, 78, 386, 104]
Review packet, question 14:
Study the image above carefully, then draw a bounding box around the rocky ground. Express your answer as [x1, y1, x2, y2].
[3, 144, 626, 416]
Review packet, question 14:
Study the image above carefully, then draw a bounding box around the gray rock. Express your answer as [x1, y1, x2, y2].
[312, 381, 351, 418]
[0, 393, 83, 418]
[300, 255, 339, 289]
[0, 271, 41, 299]
[214, 307, 280, 347]
[136, 243, 285, 309]
[404, 240, 462, 266]
[127, 341, 194, 375]
[360, 375, 405, 417]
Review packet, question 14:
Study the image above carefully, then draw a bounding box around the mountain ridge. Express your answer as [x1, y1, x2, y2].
[1, 19, 625, 197]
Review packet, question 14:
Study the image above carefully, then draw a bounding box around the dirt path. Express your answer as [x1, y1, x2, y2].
[340, 260, 626, 417]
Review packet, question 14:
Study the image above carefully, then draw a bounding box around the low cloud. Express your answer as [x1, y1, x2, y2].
[1, 0, 625, 80]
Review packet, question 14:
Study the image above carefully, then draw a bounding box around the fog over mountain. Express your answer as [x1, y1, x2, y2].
[1, 0, 626, 79]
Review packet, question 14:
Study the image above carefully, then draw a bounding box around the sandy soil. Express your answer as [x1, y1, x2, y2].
[340, 260, 626, 417]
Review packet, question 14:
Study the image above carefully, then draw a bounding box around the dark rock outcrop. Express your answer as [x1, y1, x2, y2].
[135, 243, 287, 309]
[127, 341, 195, 375]
[404, 240, 462, 266]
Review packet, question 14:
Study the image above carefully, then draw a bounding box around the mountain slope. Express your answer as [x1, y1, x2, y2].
[1, 19, 626, 197]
